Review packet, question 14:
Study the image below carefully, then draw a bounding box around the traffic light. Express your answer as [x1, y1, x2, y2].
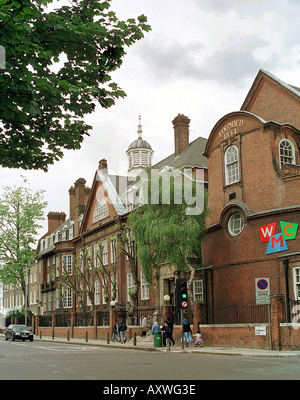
[176, 278, 188, 309]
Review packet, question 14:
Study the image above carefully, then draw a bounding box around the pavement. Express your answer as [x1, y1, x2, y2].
[4, 332, 299, 358]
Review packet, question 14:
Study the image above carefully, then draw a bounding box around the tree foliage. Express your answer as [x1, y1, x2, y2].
[0, 177, 47, 303]
[129, 169, 209, 305]
[0, 0, 151, 170]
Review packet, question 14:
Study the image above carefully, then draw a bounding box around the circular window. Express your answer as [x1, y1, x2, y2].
[228, 213, 244, 236]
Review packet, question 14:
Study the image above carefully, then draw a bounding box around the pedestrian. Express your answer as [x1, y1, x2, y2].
[167, 318, 175, 346]
[140, 314, 148, 337]
[118, 320, 127, 344]
[193, 330, 203, 347]
[150, 321, 161, 342]
[151, 321, 161, 334]
[112, 320, 120, 342]
[164, 321, 173, 352]
[183, 318, 193, 348]
[161, 320, 167, 346]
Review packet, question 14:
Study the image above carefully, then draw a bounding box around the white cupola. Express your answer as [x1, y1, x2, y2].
[126, 116, 153, 176]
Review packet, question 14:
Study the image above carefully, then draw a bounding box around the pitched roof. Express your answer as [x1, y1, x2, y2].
[153, 136, 208, 170]
[241, 69, 300, 110]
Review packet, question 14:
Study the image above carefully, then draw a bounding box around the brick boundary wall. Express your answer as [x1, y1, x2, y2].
[3, 294, 300, 350]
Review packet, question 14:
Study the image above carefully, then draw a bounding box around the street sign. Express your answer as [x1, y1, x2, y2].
[181, 301, 188, 308]
[255, 326, 267, 336]
[255, 278, 270, 305]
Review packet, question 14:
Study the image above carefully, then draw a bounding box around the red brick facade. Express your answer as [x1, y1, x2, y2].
[33, 70, 300, 349]
[202, 70, 300, 325]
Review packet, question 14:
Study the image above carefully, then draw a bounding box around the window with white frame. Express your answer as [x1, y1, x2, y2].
[111, 275, 118, 303]
[293, 267, 300, 299]
[110, 239, 117, 264]
[62, 255, 72, 275]
[48, 292, 52, 311]
[127, 273, 134, 302]
[102, 240, 108, 265]
[94, 243, 100, 268]
[43, 293, 47, 311]
[102, 278, 108, 304]
[87, 290, 92, 306]
[225, 145, 239, 185]
[80, 251, 84, 273]
[55, 255, 60, 276]
[63, 287, 72, 308]
[95, 280, 101, 305]
[279, 139, 295, 168]
[86, 246, 92, 269]
[93, 199, 109, 223]
[228, 213, 244, 236]
[193, 280, 204, 303]
[141, 271, 149, 300]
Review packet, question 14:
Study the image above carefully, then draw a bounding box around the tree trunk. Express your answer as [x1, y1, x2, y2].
[127, 258, 140, 325]
[187, 262, 195, 311]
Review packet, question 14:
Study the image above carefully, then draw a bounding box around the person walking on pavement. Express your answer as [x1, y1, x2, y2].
[140, 315, 148, 337]
[112, 320, 120, 342]
[161, 320, 167, 346]
[167, 318, 175, 346]
[193, 330, 203, 347]
[151, 321, 161, 335]
[183, 318, 193, 348]
[118, 320, 127, 344]
[164, 321, 173, 352]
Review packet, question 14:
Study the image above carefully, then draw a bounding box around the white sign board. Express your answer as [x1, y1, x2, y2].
[255, 326, 267, 336]
[255, 278, 270, 305]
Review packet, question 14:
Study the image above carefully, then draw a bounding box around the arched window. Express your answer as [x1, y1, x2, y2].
[279, 139, 295, 168]
[93, 199, 108, 223]
[228, 213, 244, 236]
[225, 145, 239, 185]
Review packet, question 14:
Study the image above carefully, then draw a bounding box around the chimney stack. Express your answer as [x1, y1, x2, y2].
[98, 158, 108, 173]
[172, 114, 190, 156]
[74, 178, 87, 215]
[47, 212, 66, 234]
[68, 185, 75, 220]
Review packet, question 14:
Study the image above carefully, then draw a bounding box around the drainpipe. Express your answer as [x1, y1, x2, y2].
[283, 258, 291, 323]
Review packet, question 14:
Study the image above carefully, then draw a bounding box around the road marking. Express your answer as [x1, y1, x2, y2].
[32, 345, 105, 352]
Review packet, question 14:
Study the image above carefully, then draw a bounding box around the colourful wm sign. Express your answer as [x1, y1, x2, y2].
[260, 221, 298, 255]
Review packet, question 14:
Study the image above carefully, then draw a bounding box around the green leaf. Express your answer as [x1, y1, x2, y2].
[0, 0, 151, 171]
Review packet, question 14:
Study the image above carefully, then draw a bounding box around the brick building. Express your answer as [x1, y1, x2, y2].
[34, 114, 208, 329]
[202, 69, 300, 325]
[35, 181, 90, 317]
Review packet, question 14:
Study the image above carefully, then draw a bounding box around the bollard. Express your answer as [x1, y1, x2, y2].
[133, 332, 137, 346]
[39, 330, 42, 339]
[85, 331, 88, 342]
[67, 331, 69, 341]
[52, 329, 54, 340]
[107, 332, 110, 344]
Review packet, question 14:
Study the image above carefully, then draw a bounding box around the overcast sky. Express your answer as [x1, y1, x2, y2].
[0, 0, 299, 236]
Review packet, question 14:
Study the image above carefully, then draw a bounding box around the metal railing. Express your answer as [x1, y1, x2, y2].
[205, 303, 269, 324]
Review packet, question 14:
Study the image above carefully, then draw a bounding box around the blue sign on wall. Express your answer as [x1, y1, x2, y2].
[266, 233, 288, 255]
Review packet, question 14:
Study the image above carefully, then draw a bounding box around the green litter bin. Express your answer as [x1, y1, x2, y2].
[153, 331, 162, 347]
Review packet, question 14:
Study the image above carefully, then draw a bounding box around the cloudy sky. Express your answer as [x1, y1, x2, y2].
[0, 0, 299, 236]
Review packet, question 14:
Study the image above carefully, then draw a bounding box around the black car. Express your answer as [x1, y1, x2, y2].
[5, 324, 34, 341]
